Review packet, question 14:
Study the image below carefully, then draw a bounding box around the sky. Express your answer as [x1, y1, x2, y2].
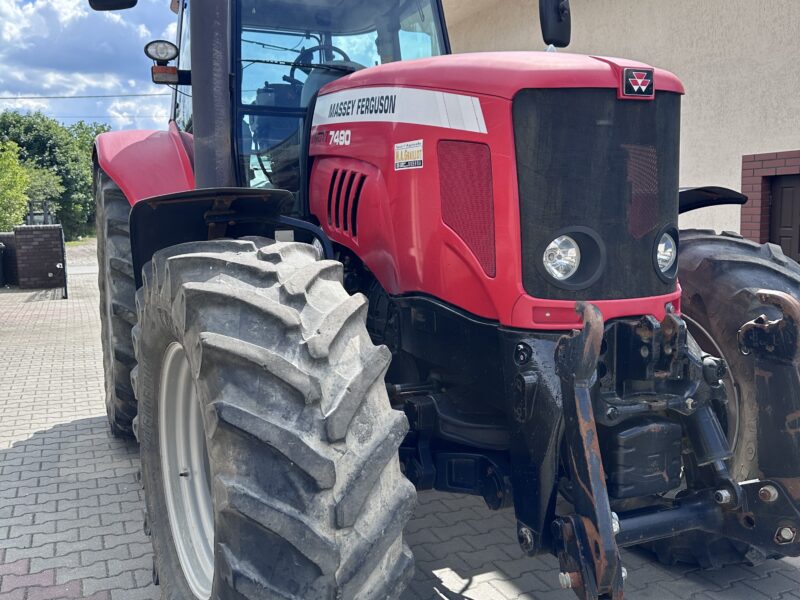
[0, 0, 176, 130]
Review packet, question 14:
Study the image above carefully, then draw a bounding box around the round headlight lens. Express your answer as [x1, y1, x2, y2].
[657, 232, 677, 272]
[543, 235, 581, 280]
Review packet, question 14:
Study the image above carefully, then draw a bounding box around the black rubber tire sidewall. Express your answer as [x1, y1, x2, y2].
[95, 168, 137, 436]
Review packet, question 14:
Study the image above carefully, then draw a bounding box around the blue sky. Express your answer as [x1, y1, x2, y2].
[0, 0, 176, 129]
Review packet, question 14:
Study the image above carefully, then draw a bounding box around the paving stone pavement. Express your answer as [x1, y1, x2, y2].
[1, 239, 800, 600]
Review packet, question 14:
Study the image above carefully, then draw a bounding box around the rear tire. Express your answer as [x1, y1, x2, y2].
[648, 229, 800, 568]
[95, 169, 137, 438]
[133, 238, 416, 600]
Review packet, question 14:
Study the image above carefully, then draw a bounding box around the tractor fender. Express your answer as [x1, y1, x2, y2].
[678, 186, 747, 215]
[94, 122, 195, 205]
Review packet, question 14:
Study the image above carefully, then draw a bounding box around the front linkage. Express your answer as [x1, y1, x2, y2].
[552, 304, 623, 599]
[533, 297, 800, 599]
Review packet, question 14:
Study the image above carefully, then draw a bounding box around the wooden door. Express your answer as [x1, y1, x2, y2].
[770, 175, 800, 262]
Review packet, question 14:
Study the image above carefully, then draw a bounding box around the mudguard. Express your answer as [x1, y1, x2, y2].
[127, 187, 332, 288]
[678, 186, 747, 214]
[94, 122, 195, 205]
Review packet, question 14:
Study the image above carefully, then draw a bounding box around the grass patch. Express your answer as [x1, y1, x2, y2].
[66, 236, 96, 246]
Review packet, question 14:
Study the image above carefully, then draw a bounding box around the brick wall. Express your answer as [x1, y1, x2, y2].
[13, 225, 66, 289]
[0, 232, 18, 286]
[741, 150, 800, 243]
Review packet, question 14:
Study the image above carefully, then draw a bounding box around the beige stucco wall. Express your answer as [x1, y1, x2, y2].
[442, 0, 800, 232]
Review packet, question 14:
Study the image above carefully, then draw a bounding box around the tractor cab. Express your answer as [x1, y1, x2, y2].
[233, 0, 449, 190]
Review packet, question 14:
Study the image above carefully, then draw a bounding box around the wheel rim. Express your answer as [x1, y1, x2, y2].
[159, 342, 214, 599]
[683, 315, 741, 453]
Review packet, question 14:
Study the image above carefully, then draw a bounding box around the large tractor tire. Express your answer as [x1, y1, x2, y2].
[132, 238, 416, 600]
[95, 169, 137, 437]
[648, 229, 800, 568]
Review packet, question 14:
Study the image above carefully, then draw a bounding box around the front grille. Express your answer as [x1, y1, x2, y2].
[513, 88, 681, 300]
[439, 141, 496, 277]
[327, 169, 366, 238]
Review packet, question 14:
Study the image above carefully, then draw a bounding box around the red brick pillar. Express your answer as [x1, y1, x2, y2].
[14, 225, 66, 289]
[740, 151, 800, 243]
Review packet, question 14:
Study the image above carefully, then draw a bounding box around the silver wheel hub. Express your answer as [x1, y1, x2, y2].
[159, 342, 214, 599]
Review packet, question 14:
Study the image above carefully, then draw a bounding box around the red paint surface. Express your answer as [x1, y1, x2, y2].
[310, 51, 684, 329]
[321, 52, 684, 99]
[95, 122, 195, 205]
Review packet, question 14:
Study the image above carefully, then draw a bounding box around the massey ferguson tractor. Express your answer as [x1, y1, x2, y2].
[88, 0, 800, 597]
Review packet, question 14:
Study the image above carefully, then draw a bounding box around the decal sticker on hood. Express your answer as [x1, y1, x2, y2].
[394, 140, 424, 171]
[314, 86, 487, 134]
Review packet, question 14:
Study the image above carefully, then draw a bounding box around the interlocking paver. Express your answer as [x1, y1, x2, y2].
[25, 579, 84, 600]
[2, 238, 800, 600]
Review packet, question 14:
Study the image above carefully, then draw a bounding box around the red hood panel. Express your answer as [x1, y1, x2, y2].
[320, 51, 684, 99]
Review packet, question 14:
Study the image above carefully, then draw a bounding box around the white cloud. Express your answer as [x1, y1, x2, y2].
[0, 0, 173, 129]
[107, 95, 170, 129]
[0, 0, 45, 45]
[0, 97, 50, 112]
[46, 0, 89, 26]
[37, 70, 124, 94]
[103, 12, 124, 24]
[161, 20, 177, 42]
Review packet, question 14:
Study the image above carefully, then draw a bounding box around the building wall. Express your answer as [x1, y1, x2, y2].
[442, 0, 800, 232]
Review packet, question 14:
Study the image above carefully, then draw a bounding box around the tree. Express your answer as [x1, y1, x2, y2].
[0, 141, 30, 232]
[0, 112, 110, 240]
[24, 163, 65, 222]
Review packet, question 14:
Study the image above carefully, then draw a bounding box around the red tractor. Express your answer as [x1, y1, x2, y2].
[89, 0, 800, 597]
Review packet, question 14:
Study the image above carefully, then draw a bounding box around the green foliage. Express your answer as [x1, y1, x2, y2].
[0, 141, 30, 232]
[24, 162, 65, 208]
[0, 112, 110, 240]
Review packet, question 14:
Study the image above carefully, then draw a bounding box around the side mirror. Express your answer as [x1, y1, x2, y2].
[539, 0, 571, 48]
[88, 0, 137, 11]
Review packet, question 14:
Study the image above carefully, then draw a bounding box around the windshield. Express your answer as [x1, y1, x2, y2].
[236, 0, 447, 192]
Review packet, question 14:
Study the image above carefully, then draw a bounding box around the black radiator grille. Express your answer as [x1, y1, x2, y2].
[512, 88, 681, 300]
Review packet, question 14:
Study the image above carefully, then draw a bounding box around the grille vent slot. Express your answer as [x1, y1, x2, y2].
[326, 169, 366, 238]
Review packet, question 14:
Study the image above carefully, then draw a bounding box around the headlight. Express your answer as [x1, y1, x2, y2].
[543, 235, 581, 280]
[144, 40, 179, 63]
[656, 232, 677, 272]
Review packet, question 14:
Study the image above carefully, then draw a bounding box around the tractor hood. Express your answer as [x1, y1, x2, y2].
[318, 52, 684, 100]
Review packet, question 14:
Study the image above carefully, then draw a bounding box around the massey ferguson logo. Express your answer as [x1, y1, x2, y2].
[623, 68, 654, 97]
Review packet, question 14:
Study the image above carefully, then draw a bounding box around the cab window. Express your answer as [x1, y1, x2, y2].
[174, 1, 192, 132]
[236, 0, 447, 191]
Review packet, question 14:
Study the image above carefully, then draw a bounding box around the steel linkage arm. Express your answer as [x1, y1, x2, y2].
[552, 303, 624, 600]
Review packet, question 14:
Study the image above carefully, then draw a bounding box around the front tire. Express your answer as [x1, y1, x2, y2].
[133, 238, 416, 599]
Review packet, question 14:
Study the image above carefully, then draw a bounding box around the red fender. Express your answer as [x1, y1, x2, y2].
[95, 122, 195, 205]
